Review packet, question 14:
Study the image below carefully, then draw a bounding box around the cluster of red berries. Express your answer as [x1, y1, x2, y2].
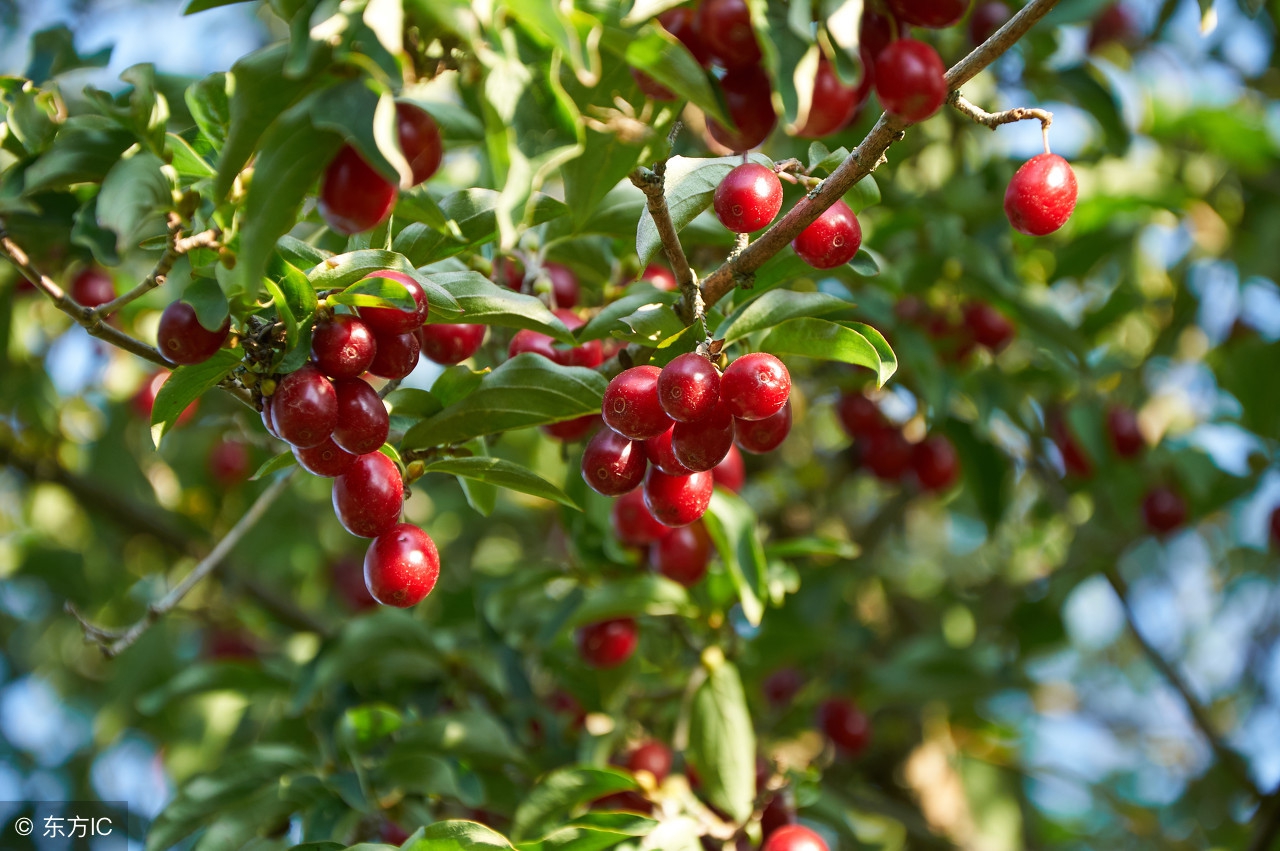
[837, 391, 960, 491]
[895, 296, 1016, 362]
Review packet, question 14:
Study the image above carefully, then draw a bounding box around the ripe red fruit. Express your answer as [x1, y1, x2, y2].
[612, 488, 671, 547]
[70, 267, 114, 308]
[1088, 4, 1138, 51]
[696, 0, 760, 69]
[135, 371, 198, 425]
[418, 323, 485, 365]
[272, 365, 338, 448]
[293, 436, 358, 477]
[735, 400, 791, 454]
[208, 439, 251, 488]
[333, 451, 404, 538]
[1142, 487, 1186, 534]
[646, 427, 693, 476]
[542, 413, 601, 443]
[837, 393, 887, 438]
[862, 429, 912, 480]
[713, 163, 783, 234]
[792, 200, 862, 269]
[544, 262, 580, 308]
[763, 824, 829, 851]
[358, 271, 429, 335]
[651, 521, 711, 587]
[659, 7, 713, 66]
[331, 377, 390, 455]
[860, 9, 895, 59]
[368, 330, 421, 379]
[311, 314, 377, 379]
[494, 256, 525, 290]
[720, 353, 790, 421]
[658, 353, 722, 422]
[874, 39, 947, 123]
[796, 57, 862, 138]
[319, 145, 397, 235]
[157, 300, 230, 365]
[1004, 153, 1078, 236]
[641, 265, 678, 292]
[1107, 406, 1144, 458]
[331, 556, 378, 611]
[888, 0, 969, 28]
[912, 434, 959, 491]
[632, 67, 675, 101]
[577, 618, 638, 668]
[762, 667, 803, 707]
[643, 468, 714, 527]
[712, 444, 745, 493]
[364, 522, 440, 607]
[963, 302, 1015, 351]
[1051, 416, 1093, 479]
[395, 102, 443, 185]
[627, 741, 674, 783]
[708, 65, 777, 152]
[509, 310, 602, 369]
[603, 366, 673, 440]
[817, 698, 871, 754]
[582, 428, 648, 496]
[761, 794, 796, 840]
[970, 1, 1012, 43]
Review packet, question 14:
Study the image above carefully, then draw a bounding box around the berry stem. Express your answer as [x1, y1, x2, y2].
[947, 91, 1054, 142]
[95, 212, 221, 320]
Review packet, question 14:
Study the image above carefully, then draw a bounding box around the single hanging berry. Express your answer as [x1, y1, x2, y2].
[1005, 153, 1078, 236]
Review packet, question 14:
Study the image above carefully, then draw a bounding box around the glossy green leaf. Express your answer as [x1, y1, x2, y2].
[568, 575, 694, 627]
[249, 451, 297, 482]
[703, 490, 767, 627]
[150, 349, 241, 446]
[687, 657, 755, 823]
[421, 456, 580, 510]
[512, 768, 639, 842]
[306, 250, 461, 319]
[760, 318, 897, 386]
[716, 290, 855, 344]
[403, 821, 516, 850]
[432, 271, 575, 343]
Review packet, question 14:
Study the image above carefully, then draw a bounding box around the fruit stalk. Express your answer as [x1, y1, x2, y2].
[94, 213, 221, 319]
[947, 90, 1053, 152]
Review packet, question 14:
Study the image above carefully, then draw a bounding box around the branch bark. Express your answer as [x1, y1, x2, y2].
[95, 213, 221, 318]
[948, 91, 1053, 135]
[629, 164, 702, 324]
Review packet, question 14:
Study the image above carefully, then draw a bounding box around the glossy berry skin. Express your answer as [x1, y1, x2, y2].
[818, 698, 871, 754]
[874, 39, 947, 123]
[646, 427, 693, 476]
[208, 439, 251, 488]
[157, 300, 230, 366]
[720, 353, 790, 421]
[293, 436, 358, 477]
[912, 434, 959, 491]
[696, 0, 760, 69]
[708, 65, 777, 152]
[963, 302, 1015, 351]
[1143, 487, 1187, 534]
[1107, 406, 1144, 458]
[368, 330, 421, 379]
[272, 365, 338, 448]
[673, 401, 735, 472]
[577, 618, 638, 668]
[604, 366, 673, 440]
[612, 488, 671, 547]
[358, 271, 429, 335]
[395, 102, 443, 185]
[641, 264, 677, 292]
[311, 315, 377, 378]
[651, 521, 711, 587]
[712, 444, 745, 493]
[860, 9, 895, 59]
[542, 413, 601, 443]
[332, 451, 404, 538]
[970, 1, 1012, 43]
[792, 200, 862, 269]
[1005, 154, 1078, 236]
[509, 309, 602, 368]
[319, 145, 397, 235]
[332, 377, 390, 455]
[761, 794, 796, 841]
[70, 268, 114, 308]
[735, 400, 791, 454]
[582, 428, 648, 497]
[863, 429, 913, 480]
[364, 522, 440, 607]
[714, 163, 783, 234]
[659, 7, 712, 66]
[544, 262, 580, 308]
[763, 824, 829, 851]
[627, 741, 674, 783]
[888, 0, 969, 28]
[796, 57, 862, 138]
[658, 353, 722, 422]
[419, 323, 485, 365]
[643, 468, 714, 528]
[136, 371, 197, 425]
[837, 393, 886, 438]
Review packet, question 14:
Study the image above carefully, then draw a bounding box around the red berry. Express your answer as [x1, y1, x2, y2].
[761, 794, 796, 841]
[712, 444, 745, 493]
[319, 145, 397, 235]
[1004, 153, 1078, 236]
[332, 377, 390, 455]
[658, 353, 722, 422]
[713, 163, 784, 234]
[792, 200, 862, 269]
[673, 402, 736, 472]
[157, 300, 230, 365]
[1107, 406, 1144, 458]
[646, 427, 694, 476]
[208, 439, 251, 488]
[860, 9, 895, 59]
[632, 67, 675, 101]
[1142, 487, 1186, 534]
[912, 434, 959, 491]
[549, 689, 587, 727]
[1051, 416, 1093, 479]
[272, 365, 338, 448]
[368, 330, 421, 379]
[582, 428, 648, 496]
[293, 436, 358, 477]
[659, 7, 713, 66]
[817, 698, 870, 754]
[544, 262, 580, 308]
[395, 102, 443, 185]
[612, 488, 671, 547]
[311, 314, 377, 379]
[762, 667, 803, 707]
[1088, 4, 1138, 51]
[888, 0, 969, 28]
[603, 366, 673, 440]
[260, 402, 278, 438]
[735, 400, 791, 454]
[364, 522, 440, 607]
[837, 393, 887, 438]
[358, 270, 429, 335]
[796, 57, 862, 138]
[651, 521, 711, 587]
[333, 451, 404, 538]
[542, 413, 602, 443]
[969, 1, 1011, 43]
[494, 256, 525, 290]
[641, 264, 678, 291]
[577, 618, 638, 668]
[708, 65, 777, 152]
[509, 310, 602, 368]
[331, 555, 378, 611]
[763, 824, 829, 851]
[418, 323, 485, 365]
[1269, 506, 1280, 549]
[643, 468, 713, 527]
[862, 429, 912, 480]
[696, 0, 761, 69]
[627, 741, 674, 782]
[962, 302, 1015, 351]
[874, 39, 947, 123]
[720, 353, 790, 421]
[70, 267, 115, 308]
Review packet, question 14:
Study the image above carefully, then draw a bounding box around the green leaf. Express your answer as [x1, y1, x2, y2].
[569, 575, 693, 627]
[606, 26, 726, 124]
[760, 318, 897, 387]
[167, 133, 216, 179]
[576, 287, 680, 343]
[20, 115, 134, 194]
[184, 0, 256, 11]
[612, 299, 685, 346]
[850, 248, 880, 277]
[561, 127, 646, 231]
[702, 490, 766, 627]
[182, 275, 230, 332]
[95, 151, 173, 253]
[310, 78, 412, 187]
[517, 812, 657, 851]
[186, 72, 230, 151]
[432, 271, 575, 343]
[716, 290, 854, 344]
[25, 25, 111, 84]
[249, 450, 297, 481]
[306, 250, 462, 319]
[943, 420, 1011, 531]
[276, 235, 330, 269]
[326, 274, 416, 311]
[400, 710, 523, 764]
[687, 657, 755, 823]
[393, 190, 569, 266]
[763, 536, 859, 560]
[150, 349, 240, 446]
[402, 354, 606, 450]
[512, 768, 639, 842]
[844, 175, 880, 212]
[421, 456, 580, 510]
[403, 821, 516, 851]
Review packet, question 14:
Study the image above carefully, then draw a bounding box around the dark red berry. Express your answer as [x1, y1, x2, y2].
[577, 618, 638, 668]
[632, 67, 675, 101]
[860, 9, 895, 59]
[708, 65, 777, 152]
[762, 667, 803, 707]
[969, 1, 1011, 43]
[368, 330, 421, 379]
[358, 270, 429, 335]
[1005, 153, 1078, 236]
[888, 0, 969, 28]
[293, 436, 358, 477]
[1107, 406, 1144, 458]
[761, 793, 796, 841]
[817, 698, 870, 754]
[260, 401, 278, 438]
[494, 256, 525, 290]
[1052, 416, 1093, 479]
[319, 145, 397, 235]
[651, 521, 711, 587]
[643, 468, 713, 527]
[720, 353, 790, 421]
[509, 310, 602, 368]
[673, 401, 736, 472]
[396, 102, 443, 185]
[658, 353, 722, 422]
[641, 264, 678, 291]
[792, 200, 862, 269]
[332, 377, 390, 455]
[333, 451, 404, 538]
[1269, 506, 1280, 549]
[603, 366, 673, 440]
[646, 427, 694, 476]
[272, 365, 338, 448]
[697, 0, 761, 68]
[627, 741, 673, 782]
[1142, 487, 1186, 534]
[70, 267, 115, 308]
[863, 429, 912, 480]
[208, 439, 251, 488]
[763, 824, 828, 851]
[659, 7, 713, 66]
[1088, 4, 1139, 51]
[311, 314, 377, 378]
[418, 323, 485, 365]
[963, 302, 1015, 351]
[837, 393, 887, 438]
[796, 56, 862, 138]
[544, 262, 580, 308]
[331, 555, 378, 611]
[735, 400, 791, 454]
[912, 434, 959, 491]
[157, 300, 230, 366]
[874, 39, 947, 123]
[612, 488, 671, 547]
[364, 522, 440, 607]
[549, 689, 587, 727]
[713, 163, 783, 234]
[542, 413, 602, 442]
[713, 443, 745, 493]
[582, 428, 648, 496]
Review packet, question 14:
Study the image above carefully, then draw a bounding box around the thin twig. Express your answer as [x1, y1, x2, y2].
[949, 92, 1053, 152]
[96, 214, 221, 318]
[1248, 786, 1280, 851]
[628, 165, 703, 325]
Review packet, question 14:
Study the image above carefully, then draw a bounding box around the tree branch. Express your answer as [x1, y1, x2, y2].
[95, 213, 221, 318]
[1248, 785, 1280, 851]
[699, 0, 1064, 312]
[948, 91, 1052, 137]
[628, 164, 702, 325]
